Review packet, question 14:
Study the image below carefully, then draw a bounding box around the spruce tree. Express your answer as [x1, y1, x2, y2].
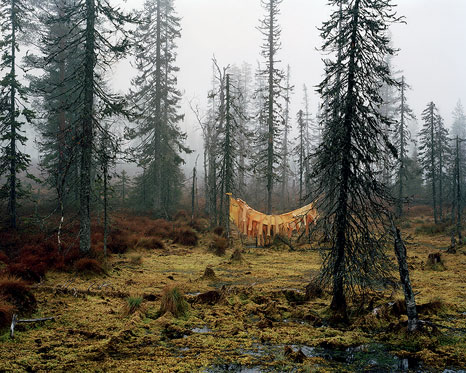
[128, 0, 189, 217]
[35, 0, 135, 253]
[313, 0, 401, 317]
[393, 76, 415, 217]
[418, 102, 449, 223]
[256, 0, 284, 214]
[0, 0, 35, 228]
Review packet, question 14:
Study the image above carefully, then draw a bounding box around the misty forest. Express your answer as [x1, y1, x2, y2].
[0, 0, 465, 371]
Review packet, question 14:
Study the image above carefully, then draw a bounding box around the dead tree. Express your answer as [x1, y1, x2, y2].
[393, 226, 419, 332]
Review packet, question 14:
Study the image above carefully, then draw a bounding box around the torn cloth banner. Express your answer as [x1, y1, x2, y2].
[228, 195, 318, 245]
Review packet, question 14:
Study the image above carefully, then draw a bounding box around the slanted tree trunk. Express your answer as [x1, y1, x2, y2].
[393, 226, 419, 332]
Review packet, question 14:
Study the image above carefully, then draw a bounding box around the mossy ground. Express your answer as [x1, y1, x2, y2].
[0, 211, 465, 372]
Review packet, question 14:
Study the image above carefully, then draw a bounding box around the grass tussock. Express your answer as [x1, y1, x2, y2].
[170, 226, 198, 246]
[426, 252, 446, 271]
[159, 285, 189, 318]
[415, 223, 449, 235]
[124, 295, 144, 315]
[128, 253, 143, 265]
[136, 237, 165, 251]
[209, 236, 228, 256]
[201, 266, 217, 280]
[74, 258, 105, 275]
[230, 248, 244, 263]
[0, 276, 36, 314]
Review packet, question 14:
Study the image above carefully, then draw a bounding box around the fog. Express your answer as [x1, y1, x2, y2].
[23, 0, 466, 174]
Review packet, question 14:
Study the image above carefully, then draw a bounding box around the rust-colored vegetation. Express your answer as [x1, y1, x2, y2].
[170, 226, 198, 246]
[73, 258, 105, 275]
[0, 297, 14, 328]
[0, 277, 36, 313]
[209, 236, 228, 256]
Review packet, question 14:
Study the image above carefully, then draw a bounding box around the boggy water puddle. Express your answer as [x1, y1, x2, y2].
[205, 342, 465, 372]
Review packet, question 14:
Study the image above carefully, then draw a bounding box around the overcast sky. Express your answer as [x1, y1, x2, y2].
[105, 0, 464, 170]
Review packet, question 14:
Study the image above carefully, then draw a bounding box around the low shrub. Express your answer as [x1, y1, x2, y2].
[189, 218, 209, 233]
[145, 219, 172, 239]
[74, 258, 105, 275]
[0, 297, 14, 328]
[209, 236, 228, 256]
[107, 229, 131, 254]
[213, 226, 224, 237]
[0, 251, 9, 264]
[136, 237, 165, 250]
[170, 226, 198, 246]
[159, 285, 189, 318]
[173, 210, 189, 222]
[0, 276, 36, 313]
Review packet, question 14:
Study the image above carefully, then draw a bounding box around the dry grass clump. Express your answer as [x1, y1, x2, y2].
[230, 248, 244, 263]
[0, 276, 36, 313]
[74, 258, 105, 275]
[159, 285, 189, 318]
[213, 226, 224, 237]
[170, 226, 198, 246]
[136, 237, 165, 251]
[209, 236, 228, 256]
[0, 297, 14, 328]
[201, 266, 217, 280]
[124, 295, 144, 315]
[426, 252, 446, 271]
[305, 280, 323, 300]
[128, 253, 143, 265]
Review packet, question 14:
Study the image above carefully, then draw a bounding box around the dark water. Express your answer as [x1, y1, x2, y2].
[203, 342, 466, 373]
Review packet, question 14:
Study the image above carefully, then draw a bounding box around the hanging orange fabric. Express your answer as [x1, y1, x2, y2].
[228, 194, 318, 245]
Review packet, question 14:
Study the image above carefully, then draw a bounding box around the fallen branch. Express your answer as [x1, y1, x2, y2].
[419, 319, 466, 333]
[10, 314, 55, 338]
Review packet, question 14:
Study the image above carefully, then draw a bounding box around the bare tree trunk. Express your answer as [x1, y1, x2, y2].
[266, 0, 275, 215]
[79, 0, 96, 254]
[393, 226, 419, 332]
